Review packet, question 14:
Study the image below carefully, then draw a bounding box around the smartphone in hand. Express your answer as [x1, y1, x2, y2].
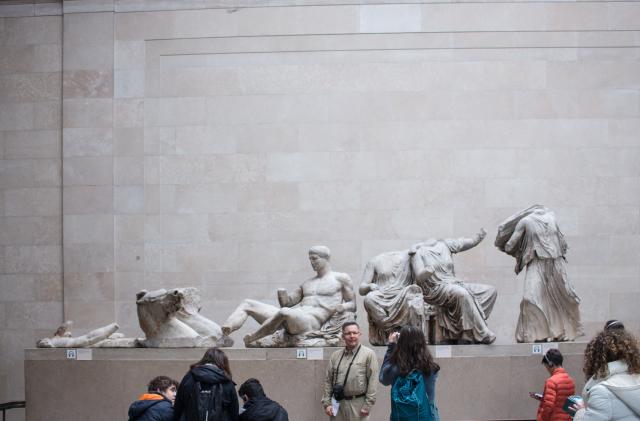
[529, 392, 543, 401]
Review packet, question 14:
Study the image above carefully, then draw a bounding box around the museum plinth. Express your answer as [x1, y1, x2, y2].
[25, 343, 588, 421]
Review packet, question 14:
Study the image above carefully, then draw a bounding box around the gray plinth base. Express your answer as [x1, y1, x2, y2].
[25, 342, 588, 421]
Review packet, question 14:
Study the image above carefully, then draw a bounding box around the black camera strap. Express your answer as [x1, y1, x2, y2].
[333, 345, 361, 387]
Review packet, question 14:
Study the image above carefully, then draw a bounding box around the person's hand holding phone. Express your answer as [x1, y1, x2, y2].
[529, 392, 543, 401]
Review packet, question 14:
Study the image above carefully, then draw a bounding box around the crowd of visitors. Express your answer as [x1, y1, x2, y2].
[127, 320, 639, 421]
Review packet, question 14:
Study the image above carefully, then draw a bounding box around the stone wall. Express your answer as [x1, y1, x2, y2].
[0, 3, 62, 420]
[25, 344, 588, 421]
[2, 0, 640, 419]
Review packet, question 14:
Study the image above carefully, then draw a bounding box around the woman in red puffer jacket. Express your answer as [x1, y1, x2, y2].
[533, 349, 576, 421]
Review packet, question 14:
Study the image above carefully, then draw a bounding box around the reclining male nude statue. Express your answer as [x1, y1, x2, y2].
[221, 245, 357, 347]
[37, 321, 123, 348]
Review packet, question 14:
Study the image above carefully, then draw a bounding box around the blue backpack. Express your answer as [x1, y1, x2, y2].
[390, 370, 439, 421]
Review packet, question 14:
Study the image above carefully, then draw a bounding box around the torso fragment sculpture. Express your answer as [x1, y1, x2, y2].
[37, 288, 231, 348]
[496, 205, 584, 342]
[359, 251, 430, 345]
[410, 229, 497, 344]
[136, 287, 233, 347]
[221, 246, 356, 347]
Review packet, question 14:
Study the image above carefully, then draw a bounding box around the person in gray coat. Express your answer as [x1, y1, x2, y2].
[573, 330, 640, 421]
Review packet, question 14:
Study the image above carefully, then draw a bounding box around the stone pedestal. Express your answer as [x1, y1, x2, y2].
[25, 343, 588, 420]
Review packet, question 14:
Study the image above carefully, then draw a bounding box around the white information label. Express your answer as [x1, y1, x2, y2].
[296, 348, 307, 359]
[532, 344, 543, 354]
[435, 345, 452, 358]
[76, 349, 93, 360]
[66, 349, 77, 359]
[306, 348, 323, 360]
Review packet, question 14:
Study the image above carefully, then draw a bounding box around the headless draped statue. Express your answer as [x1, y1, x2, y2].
[359, 251, 429, 345]
[496, 205, 584, 343]
[410, 228, 497, 344]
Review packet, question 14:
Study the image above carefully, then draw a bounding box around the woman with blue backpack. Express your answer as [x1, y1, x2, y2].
[379, 326, 440, 421]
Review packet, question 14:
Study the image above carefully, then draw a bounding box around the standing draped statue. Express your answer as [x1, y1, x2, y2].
[410, 228, 497, 344]
[496, 205, 584, 343]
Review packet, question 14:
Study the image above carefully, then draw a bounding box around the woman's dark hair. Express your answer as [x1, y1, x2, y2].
[390, 325, 440, 377]
[583, 329, 640, 380]
[191, 347, 232, 379]
[541, 348, 563, 367]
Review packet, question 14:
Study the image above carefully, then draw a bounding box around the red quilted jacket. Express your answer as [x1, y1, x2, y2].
[537, 367, 576, 421]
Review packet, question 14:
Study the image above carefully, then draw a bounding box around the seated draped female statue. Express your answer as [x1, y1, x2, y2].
[410, 228, 497, 345]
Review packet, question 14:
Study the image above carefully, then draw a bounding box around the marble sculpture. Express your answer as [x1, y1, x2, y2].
[222, 245, 356, 347]
[410, 228, 498, 344]
[36, 321, 125, 348]
[37, 288, 232, 348]
[496, 205, 584, 343]
[136, 287, 233, 347]
[359, 250, 430, 345]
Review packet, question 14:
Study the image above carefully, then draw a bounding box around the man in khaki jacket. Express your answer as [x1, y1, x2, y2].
[322, 322, 379, 420]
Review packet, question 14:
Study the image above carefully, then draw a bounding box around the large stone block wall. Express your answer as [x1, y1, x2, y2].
[1, 0, 640, 419]
[0, 4, 63, 419]
[25, 344, 588, 421]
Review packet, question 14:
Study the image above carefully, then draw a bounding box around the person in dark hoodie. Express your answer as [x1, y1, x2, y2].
[238, 378, 288, 421]
[173, 347, 239, 421]
[129, 375, 178, 421]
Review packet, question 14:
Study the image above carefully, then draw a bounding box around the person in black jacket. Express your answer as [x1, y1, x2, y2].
[238, 378, 288, 421]
[174, 347, 239, 421]
[129, 375, 178, 421]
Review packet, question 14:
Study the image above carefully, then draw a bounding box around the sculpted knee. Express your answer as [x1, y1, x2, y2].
[451, 286, 470, 300]
[363, 294, 376, 309]
[279, 307, 293, 317]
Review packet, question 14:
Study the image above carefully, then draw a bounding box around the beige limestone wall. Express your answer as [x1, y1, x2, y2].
[0, 4, 62, 420]
[1, 0, 640, 419]
[107, 0, 640, 344]
[25, 344, 588, 421]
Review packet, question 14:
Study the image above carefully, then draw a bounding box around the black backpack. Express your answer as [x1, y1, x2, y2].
[193, 381, 223, 421]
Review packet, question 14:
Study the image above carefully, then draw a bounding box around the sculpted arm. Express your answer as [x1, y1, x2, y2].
[359, 261, 378, 296]
[505, 220, 526, 254]
[410, 249, 434, 284]
[452, 228, 487, 253]
[338, 273, 357, 313]
[277, 286, 303, 308]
